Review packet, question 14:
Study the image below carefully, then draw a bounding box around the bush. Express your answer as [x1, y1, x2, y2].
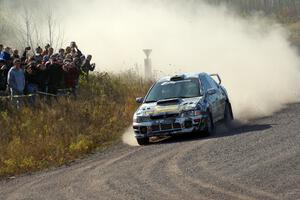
[0, 72, 151, 178]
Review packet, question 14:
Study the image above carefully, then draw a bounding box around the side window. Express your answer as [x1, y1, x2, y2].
[200, 76, 213, 91]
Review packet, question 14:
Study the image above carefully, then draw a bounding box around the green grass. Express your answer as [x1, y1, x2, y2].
[0, 71, 151, 178]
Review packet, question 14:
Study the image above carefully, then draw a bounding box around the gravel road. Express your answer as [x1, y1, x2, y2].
[0, 104, 299, 200]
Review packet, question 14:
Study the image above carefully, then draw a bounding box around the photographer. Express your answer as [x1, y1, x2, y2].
[21, 47, 31, 63]
[70, 41, 83, 58]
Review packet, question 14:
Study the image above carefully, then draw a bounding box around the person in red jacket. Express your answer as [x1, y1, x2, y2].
[63, 60, 80, 98]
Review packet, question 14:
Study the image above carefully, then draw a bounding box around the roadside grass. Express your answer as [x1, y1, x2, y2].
[0, 72, 151, 178]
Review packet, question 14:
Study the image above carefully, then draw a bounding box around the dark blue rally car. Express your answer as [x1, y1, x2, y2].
[133, 73, 234, 145]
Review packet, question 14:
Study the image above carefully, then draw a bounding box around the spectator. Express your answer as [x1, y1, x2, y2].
[25, 62, 39, 94]
[80, 55, 86, 63]
[12, 49, 20, 60]
[63, 60, 80, 97]
[70, 41, 82, 59]
[71, 48, 77, 58]
[36, 63, 48, 93]
[65, 54, 72, 62]
[34, 46, 43, 64]
[0, 47, 11, 62]
[7, 58, 25, 97]
[81, 54, 95, 81]
[46, 55, 64, 95]
[0, 41, 94, 102]
[21, 47, 31, 63]
[42, 44, 51, 56]
[73, 57, 82, 69]
[43, 47, 54, 63]
[0, 59, 8, 92]
[58, 48, 65, 60]
[65, 46, 71, 56]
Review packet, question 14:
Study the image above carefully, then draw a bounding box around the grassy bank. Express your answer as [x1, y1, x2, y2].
[0, 72, 151, 178]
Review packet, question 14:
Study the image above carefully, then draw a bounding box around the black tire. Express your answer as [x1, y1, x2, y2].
[203, 113, 214, 137]
[224, 102, 234, 127]
[136, 137, 150, 145]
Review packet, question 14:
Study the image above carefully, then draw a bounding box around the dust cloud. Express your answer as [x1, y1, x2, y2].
[3, 0, 300, 145]
[62, 0, 300, 145]
[122, 127, 139, 147]
[60, 0, 300, 121]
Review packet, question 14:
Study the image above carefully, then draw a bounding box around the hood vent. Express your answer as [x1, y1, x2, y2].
[157, 98, 180, 105]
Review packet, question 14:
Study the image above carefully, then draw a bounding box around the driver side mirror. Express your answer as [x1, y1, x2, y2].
[206, 88, 217, 96]
[136, 97, 144, 104]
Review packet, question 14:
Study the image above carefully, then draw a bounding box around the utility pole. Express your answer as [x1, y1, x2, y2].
[143, 49, 152, 80]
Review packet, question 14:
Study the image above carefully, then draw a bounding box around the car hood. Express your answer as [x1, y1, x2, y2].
[135, 97, 203, 117]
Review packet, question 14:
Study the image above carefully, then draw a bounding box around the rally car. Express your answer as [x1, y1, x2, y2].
[133, 73, 234, 145]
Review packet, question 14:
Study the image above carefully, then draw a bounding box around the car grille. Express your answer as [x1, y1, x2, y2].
[151, 125, 160, 132]
[151, 123, 182, 132]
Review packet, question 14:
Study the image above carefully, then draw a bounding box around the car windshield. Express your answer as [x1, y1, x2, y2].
[145, 78, 201, 103]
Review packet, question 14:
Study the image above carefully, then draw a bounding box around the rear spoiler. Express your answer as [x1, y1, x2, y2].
[210, 74, 222, 85]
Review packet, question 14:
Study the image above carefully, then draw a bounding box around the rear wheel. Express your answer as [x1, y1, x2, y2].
[136, 137, 150, 145]
[224, 102, 234, 127]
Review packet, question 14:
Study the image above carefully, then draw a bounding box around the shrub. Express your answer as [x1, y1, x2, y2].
[0, 72, 151, 178]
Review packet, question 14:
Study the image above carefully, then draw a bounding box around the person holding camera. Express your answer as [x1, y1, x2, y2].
[70, 41, 83, 59]
[21, 47, 31, 63]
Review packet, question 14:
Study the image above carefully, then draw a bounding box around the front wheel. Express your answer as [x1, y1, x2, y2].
[203, 113, 214, 136]
[136, 137, 150, 145]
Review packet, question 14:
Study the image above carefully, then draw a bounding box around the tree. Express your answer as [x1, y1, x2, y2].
[46, 8, 65, 50]
[0, 0, 65, 51]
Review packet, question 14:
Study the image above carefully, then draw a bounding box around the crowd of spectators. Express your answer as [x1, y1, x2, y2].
[0, 42, 96, 99]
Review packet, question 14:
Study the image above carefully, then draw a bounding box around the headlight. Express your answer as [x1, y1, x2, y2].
[181, 110, 203, 117]
[133, 116, 151, 123]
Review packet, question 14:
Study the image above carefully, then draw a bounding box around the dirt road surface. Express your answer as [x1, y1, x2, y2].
[0, 104, 299, 200]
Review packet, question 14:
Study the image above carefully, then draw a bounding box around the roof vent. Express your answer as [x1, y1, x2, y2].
[170, 75, 185, 81]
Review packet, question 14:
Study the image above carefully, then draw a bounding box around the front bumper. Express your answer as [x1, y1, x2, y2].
[133, 115, 208, 138]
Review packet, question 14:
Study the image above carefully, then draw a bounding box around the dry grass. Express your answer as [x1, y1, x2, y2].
[0, 71, 151, 178]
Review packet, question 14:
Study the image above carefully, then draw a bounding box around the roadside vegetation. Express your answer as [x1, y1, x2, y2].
[0, 72, 151, 178]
